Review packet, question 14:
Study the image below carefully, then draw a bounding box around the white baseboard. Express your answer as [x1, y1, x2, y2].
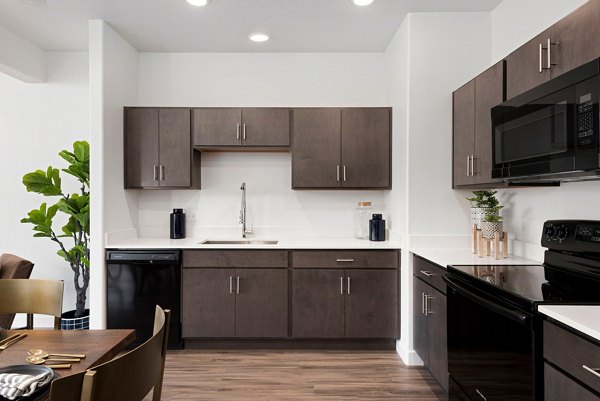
[396, 340, 424, 366]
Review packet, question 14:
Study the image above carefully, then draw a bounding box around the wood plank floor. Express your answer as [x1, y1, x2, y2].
[147, 350, 447, 400]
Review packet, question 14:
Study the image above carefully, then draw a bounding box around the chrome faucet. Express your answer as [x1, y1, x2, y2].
[239, 182, 252, 238]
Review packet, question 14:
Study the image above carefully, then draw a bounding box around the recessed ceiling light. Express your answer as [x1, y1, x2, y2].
[186, 0, 209, 6]
[352, 0, 374, 6]
[249, 33, 270, 43]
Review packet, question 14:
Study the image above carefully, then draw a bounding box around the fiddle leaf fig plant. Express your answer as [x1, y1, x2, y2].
[21, 141, 90, 319]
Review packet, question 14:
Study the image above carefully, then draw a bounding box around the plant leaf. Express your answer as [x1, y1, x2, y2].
[22, 168, 63, 196]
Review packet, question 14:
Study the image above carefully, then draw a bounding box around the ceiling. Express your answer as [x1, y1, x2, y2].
[0, 0, 503, 52]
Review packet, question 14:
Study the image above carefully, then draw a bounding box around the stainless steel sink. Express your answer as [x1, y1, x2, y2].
[200, 240, 279, 245]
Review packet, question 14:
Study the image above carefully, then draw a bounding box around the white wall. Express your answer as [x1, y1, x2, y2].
[490, 0, 597, 261]
[0, 24, 45, 83]
[136, 53, 388, 239]
[89, 20, 139, 329]
[0, 52, 89, 326]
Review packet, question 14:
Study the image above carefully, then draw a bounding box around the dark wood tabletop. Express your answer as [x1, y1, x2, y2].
[0, 329, 135, 376]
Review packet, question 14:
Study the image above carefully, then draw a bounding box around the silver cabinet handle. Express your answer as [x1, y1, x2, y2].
[539, 42, 543, 73]
[343, 165, 347, 182]
[475, 389, 487, 401]
[242, 123, 246, 140]
[236, 276, 240, 294]
[420, 270, 434, 277]
[336, 259, 355, 263]
[236, 123, 240, 140]
[424, 295, 433, 316]
[340, 277, 344, 295]
[159, 165, 165, 181]
[583, 365, 600, 379]
[547, 38, 553, 69]
[466, 155, 470, 176]
[471, 156, 477, 175]
[421, 293, 426, 315]
[229, 276, 233, 294]
[347, 277, 351, 295]
[424, 294, 429, 316]
[153, 165, 158, 181]
[336, 165, 340, 182]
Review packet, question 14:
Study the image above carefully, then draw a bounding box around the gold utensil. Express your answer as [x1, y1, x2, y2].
[28, 349, 85, 359]
[45, 364, 71, 369]
[0, 333, 20, 347]
[0, 333, 26, 350]
[26, 355, 81, 365]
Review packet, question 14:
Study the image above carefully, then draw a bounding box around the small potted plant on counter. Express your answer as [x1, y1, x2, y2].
[466, 190, 501, 229]
[480, 206, 504, 239]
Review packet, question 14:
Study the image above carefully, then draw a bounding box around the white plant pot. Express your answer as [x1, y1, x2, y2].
[480, 221, 503, 239]
[470, 207, 498, 229]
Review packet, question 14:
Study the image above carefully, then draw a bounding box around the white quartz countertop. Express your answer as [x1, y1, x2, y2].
[106, 237, 401, 250]
[538, 305, 600, 342]
[410, 248, 541, 269]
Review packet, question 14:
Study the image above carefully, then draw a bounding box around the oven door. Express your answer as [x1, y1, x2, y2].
[445, 275, 537, 401]
[492, 86, 576, 179]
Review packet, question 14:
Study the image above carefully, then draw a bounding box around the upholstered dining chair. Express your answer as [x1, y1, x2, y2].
[49, 306, 171, 401]
[0, 253, 34, 328]
[0, 279, 63, 330]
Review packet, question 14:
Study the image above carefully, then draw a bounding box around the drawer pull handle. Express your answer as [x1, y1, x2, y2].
[583, 365, 600, 379]
[347, 277, 351, 295]
[236, 276, 240, 294]
[336, 259, 355, 263]
[229, 276, 233, 294]
[340, 277, 344, 295]
[420, 270, 434, 277]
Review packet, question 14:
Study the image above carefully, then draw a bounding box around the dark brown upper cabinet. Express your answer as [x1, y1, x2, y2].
[124, 107, 200, 189]
[506, 0, 600, 100]
[452, 61, 505, 189]
[292, 108, 391, 189]
[192, 108, 290, 150]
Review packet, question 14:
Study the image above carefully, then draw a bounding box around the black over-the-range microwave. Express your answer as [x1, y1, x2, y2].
[491, 57, 600, 182]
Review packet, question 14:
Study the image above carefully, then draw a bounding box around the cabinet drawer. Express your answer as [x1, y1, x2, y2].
[183, 250, 288, 268]
[413, 255, 446, 294]
[544, 321, 600, 394]
[545, 363, 599, 401]
[291, 250, 399, 269]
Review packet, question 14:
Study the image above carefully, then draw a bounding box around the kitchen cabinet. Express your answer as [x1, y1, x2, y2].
[124, 107, 201, 189]
[543, 320, 600, 399]
[292, 108, 391, 189]
[412, 255, 448, 391]
[506, 0, 600, 99]
[452, 61, 505, 189]
[192, 108, 290, 149]
[182, 250, 288, 338]
[291, 250, 399, 339]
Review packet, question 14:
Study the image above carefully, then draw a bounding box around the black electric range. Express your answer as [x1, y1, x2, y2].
[445, 220, 600, 401]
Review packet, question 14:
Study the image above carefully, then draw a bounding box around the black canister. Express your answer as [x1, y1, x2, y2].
[369, 214, 386, 242]
[170, 209, 186, 239]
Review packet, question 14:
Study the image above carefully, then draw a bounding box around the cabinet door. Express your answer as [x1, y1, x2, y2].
[473, 62, 504, 186]
[551, 0, 600, 78]
[292, 109, 341, 189]
[125, 108, 159, 188]
[182, 268, 235, 337]
[159, 108, 191, 187]
[345, 269, 398, 338]
[341, 108, 391, 189]
[545, 363, 599, 401]
[192, 108, 241, 147]
[241, 108, 290, 147]
[505, 30, 551, 100]
[292, 269, 344, 338]
[413, 277, 429, 365]
[453, 81, 475, 188]
[427, 287, 448, 391]
[235, 269, 288, 338]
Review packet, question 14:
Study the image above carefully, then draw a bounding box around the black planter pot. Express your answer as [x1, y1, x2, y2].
[61, 309, 90, 330]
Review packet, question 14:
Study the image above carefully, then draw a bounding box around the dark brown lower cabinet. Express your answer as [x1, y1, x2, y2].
[292, 268, 399, 339]
[545, 363, 599, 401]
[413, 275, 448, 391]
[182, 268, 288, 338]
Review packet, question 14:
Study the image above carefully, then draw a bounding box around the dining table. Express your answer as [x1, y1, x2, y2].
[0, 329, 135, 400]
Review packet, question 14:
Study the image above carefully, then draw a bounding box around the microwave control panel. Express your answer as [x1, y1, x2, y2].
[577, 100, 596, 147]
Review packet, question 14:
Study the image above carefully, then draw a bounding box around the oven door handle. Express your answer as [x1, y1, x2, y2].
[443, 276, 531, 327]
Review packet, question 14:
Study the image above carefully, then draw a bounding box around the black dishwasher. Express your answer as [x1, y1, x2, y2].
[106, 249, 182, 349]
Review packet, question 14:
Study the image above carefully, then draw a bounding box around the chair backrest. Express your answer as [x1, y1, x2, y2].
[49, 306, 171, 401]
[0, 279, 63, 330]
[0, 254, 34, 329]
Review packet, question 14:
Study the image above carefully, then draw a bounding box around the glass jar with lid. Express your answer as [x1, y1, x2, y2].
[355, 201, 372, 239]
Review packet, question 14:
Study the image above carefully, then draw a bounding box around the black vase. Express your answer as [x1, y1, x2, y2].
[170, 209, 186, 239]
